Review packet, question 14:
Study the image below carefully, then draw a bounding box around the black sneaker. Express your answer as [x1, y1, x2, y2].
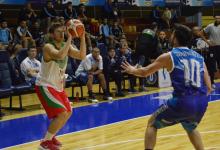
[139, 87, 147, 92]
[103, 94, 113, 101]
[128, 88, 138, 93]
[116, 91, 125, 97]
[88, 98, 99, 103]
[88, 94, 99, 103]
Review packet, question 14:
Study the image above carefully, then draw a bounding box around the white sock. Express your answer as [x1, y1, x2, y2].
[44, 132, 54, 141]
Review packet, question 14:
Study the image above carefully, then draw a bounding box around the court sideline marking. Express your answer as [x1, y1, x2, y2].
[75, 130, 220, 150]
[4, 99, 220, 150]
[0, 88, 172, 122]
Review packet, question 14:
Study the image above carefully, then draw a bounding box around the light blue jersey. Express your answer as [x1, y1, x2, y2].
[169, 47, 207, 96]
[152, 47, 208, 132]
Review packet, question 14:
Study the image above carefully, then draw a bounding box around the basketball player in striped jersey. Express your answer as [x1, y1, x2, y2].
[35, 23, 86, 150]
[122, 24, 212, 150]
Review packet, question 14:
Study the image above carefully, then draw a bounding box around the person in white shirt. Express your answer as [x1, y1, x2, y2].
[20, 46, 41, 85]
[201, 14, 220, 88]
[75, 47, 112, 103]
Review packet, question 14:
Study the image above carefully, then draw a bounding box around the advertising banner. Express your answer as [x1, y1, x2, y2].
[62, 0, 105, 6]
[129, 0, 165, 6]
[62, 0, 165, 6]
[0, 0, 26, 4]
[183, 0, 213, 6]
[145, 68, 171, 88]
[213, 0, 220, 5]
[165, 0, 181, 5]
[1, 0, 214, 6]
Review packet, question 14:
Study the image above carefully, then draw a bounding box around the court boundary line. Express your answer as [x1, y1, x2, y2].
[76, 130, 220, 150]
[0, 88, 173, 122]
[2, 80, 220, 122]
[4, 99, 220, 149]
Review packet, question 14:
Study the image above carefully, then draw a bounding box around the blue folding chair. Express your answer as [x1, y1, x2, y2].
[0, 50, 32, 111]
[0, 51, 13, 116]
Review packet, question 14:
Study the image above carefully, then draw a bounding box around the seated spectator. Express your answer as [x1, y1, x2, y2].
[112, 5, 121, 20]
[158, 30, 170, 53]
[118, 37, 127, 47]
[162, 7, 171, 29]
[14, 20, 34, 48]
[90, 18, 100, 36]
[7, 43, 25, 85]
[99, 18, 114, 45]
[119, 40, 147, 92]
[84, 20, 97, 53]
[110, 19, 123, 43]
[18, 2, 38, 26]
[75, 47, 112, 103]
[77, 3, 87, 23]
[116, 38, 132, 54]
[63, 1, 77, 20]
[20, 46, 41, 85]
[0, 20, 12, 46]
[116, 42, 137, 93]
[170, 8, 179, 26]
[30, 21, 44, 47]
[103, 47, 125, 97]
[103, 0, 114, 19]
[40, 0, 58, 33]
[151, 6, 161, 29]
[103, 0, 121, 20]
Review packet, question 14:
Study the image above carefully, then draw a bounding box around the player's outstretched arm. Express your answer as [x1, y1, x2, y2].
[68, 27, 86, 60]
[204, 63, 213, 95]
[121, 53, 172, 77]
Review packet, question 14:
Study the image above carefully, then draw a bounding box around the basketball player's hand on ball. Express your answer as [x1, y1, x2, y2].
[121, 61, 136, 74]
[66, 27, 73, 40]
[79, 25, 85, 39]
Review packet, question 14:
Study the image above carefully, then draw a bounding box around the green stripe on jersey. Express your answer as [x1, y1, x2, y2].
[39, 86, 65, 109]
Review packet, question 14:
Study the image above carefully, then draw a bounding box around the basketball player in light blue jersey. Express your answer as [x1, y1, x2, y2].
[122, 24, 212, 150]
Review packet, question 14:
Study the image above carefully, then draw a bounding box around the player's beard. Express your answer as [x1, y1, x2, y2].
[55, 35, 64, 43]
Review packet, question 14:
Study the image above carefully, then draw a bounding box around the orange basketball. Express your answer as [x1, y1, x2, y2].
[66, 19, 84, 38]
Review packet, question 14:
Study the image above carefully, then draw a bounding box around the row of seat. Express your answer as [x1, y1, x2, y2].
[0, 43, 108, 116]
[0, 50, 33, 117]
[0, 51, 79, 112]
[0, 44, 105, 114]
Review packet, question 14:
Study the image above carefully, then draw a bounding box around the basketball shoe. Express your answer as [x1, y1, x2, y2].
[39, 140, 60, 150]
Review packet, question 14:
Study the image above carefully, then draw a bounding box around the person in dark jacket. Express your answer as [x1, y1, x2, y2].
[103, 47, 125, 97]
[62, 1, 77, 20]
[116, 42, 137, 93]
[18, 2, 38, 26]
[40, 1, 58, 33]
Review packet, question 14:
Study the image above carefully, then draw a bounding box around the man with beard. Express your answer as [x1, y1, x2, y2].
[122, 24, 212, 150]
[35, 22, 86, 150]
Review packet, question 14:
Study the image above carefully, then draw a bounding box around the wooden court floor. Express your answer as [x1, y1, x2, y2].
[3, 94, 220, 150]
[4, 101, 220, 150]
